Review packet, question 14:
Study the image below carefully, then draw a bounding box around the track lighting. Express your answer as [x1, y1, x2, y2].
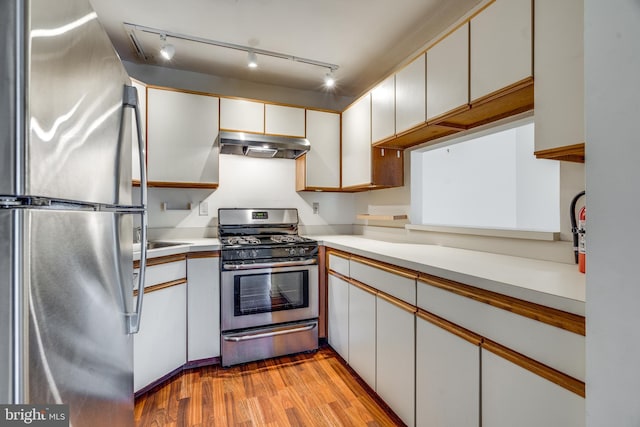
[324, 70, 336, 88]
[126, 23, 340, 86]
[159, 34, 175, 60]
[247, 51, 258, 69]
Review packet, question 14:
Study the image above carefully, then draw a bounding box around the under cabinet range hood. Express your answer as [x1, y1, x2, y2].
[217, 131, 311, 159]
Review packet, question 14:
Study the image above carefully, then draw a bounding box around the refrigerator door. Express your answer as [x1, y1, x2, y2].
[25, 209, 134, 426]
[28, 0, 132, 205]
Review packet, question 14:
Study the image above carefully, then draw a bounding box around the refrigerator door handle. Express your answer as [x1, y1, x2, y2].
[123, 84, 148, 334]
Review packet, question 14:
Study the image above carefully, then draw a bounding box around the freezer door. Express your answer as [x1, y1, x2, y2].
[26, 210, 134, 427]
[28, 0, 132, 205]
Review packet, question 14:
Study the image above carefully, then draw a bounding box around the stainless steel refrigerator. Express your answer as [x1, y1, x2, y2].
[1, 0, 148, 425]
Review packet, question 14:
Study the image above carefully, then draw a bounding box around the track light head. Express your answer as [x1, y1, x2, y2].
[247, 51, 258, 68]
[159, 34, 175, 60]
[324, 70, 335, 88]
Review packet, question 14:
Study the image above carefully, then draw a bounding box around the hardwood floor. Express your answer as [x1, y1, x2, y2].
[134, 346, 405, 427]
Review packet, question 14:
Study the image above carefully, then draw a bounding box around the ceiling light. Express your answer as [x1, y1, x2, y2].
[247, 51, 258, 68]
[159, 34, 175, 60]
[324, 70, 336, 88]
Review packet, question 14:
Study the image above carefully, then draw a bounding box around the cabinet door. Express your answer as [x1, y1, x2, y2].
[147, 88, 219, 185]
[534, 0, 584, 153]
[482, 349, 585, 427]
[427, 23, 469, 121]
[187, 255, 220, 361]
[130, 80, 146, 183]
[302, 110, 340, 189]
[342, 94, 371, 188]
[265, 104, 305, 137]
[371, 75, 396, 144]
[470, 0, 532, 101]
[348, 283, 376, 390]
[395, 54, 426, 133]
[328, 274, 349, 362]
[376, 296, 415, 427]
[219, 98, 264, 133]
[416, 314, 480, 427]
[134, 283, 187, 392]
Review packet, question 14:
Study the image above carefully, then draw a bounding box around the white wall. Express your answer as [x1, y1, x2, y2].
[145, 154, 355, 237]
[585, 0, 640, 425]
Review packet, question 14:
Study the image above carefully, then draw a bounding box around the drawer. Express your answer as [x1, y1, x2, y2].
[350, 259, 416, 305]
[417, 280, 585, 381]
[135, 256, 187, 289]
[328, 253, 350, 277]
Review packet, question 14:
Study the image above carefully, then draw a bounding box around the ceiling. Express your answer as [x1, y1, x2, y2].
[90, 0, 481, 98]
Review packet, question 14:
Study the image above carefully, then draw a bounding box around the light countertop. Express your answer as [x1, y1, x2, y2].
[133, 234, 585, 316]
[314, 235, 585, 316]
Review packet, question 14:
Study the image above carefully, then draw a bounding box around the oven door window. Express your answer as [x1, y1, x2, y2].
[234, 270, 309, 316]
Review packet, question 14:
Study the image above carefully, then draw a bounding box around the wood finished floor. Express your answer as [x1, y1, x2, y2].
[134, 346, 405, 427]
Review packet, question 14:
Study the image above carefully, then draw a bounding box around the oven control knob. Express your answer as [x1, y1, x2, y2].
[239, 250, 248, 258]
[250, 250, 258, 258]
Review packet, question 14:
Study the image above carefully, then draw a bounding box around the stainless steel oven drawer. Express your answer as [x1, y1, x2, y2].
[221, 319, 318, 367]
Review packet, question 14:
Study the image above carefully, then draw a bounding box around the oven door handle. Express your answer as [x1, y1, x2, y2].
[223, 258, 317, 270]
[222, 322, 317, 342]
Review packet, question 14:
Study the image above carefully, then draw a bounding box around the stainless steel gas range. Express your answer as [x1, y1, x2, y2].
[218, 208, 319, 367]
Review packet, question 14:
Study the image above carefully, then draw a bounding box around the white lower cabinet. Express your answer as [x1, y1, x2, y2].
[416, 314, 480, 427]
[347, 283, 376, 389]
[328, 274, 349, 362]
[187, 255, 220, 361]
[376, 296, 415, 427]
[482, 349, 585, 427]
[134, 283, 187, 392]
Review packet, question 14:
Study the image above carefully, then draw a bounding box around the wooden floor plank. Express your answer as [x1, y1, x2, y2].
[135, 346, 405, 427]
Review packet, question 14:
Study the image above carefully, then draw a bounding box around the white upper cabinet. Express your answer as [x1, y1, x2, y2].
[264, 104, 305, 137]
[342, 94, 372, 188]
[147, 88, 219, 186]
[299, 110, 340, 189]
[534, 0, 584, 154]
[130, 79, 146, 183]
[470, 0, 532, 101]
[371, 75, 396, 144]
[395, 54, 426, 133]
[219, 98, 264, 133]
[427, 23, 469, 121]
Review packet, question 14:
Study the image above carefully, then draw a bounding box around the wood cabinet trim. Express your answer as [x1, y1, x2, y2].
[327, 249, 351, 261]
[418, 273, 585, 336]
[146, 85, 219, 98]
[134, 278, 187, 296]
[482, 338, 585, 398]
[417, 308, 482, 346]
[377, 291, 417, 314]
[134, 253, 187, 269]
[328, 269, 350, 283]
[348, 278, 379, 296]
[350, 255, 418, 280]
[147, 181, 219, 190]
[187, 251, 220, 259]
[534, 143, 585, 163]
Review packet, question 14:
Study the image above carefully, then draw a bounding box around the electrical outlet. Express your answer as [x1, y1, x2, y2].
[199, 201, 208, 216]
[312, 202, 319, 214]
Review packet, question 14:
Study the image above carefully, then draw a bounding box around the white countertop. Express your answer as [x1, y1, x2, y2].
[133, 238, 220, 261]
[133, 234, 585, 316]
[314, 235, 586, 316]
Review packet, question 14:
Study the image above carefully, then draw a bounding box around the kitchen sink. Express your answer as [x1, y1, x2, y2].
[133, 241, 190, 251]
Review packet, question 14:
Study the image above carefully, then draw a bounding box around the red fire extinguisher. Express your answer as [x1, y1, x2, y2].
[577, 206, 586, 274]
[571, 191, 586, 274]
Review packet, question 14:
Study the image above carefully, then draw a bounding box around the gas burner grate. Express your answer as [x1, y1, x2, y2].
[227, 236, 261, 245]
[270, 235, 304, 243]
